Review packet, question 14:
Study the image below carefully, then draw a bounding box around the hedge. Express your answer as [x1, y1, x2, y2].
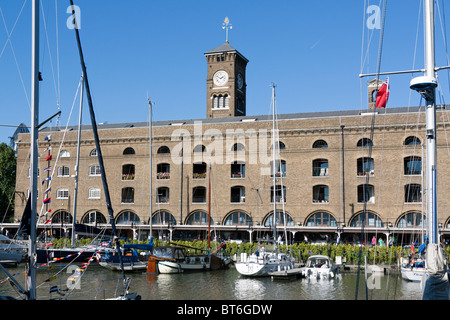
[47, 238, 450, 265]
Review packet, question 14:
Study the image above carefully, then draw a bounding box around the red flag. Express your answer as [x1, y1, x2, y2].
[45, 155, 52, 161]
[411, 243, 415, 256]
[376, 78, 389, 108]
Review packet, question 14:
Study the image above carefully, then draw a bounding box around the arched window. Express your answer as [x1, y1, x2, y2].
[404, 136, 421, 146]
[405, 184, 422, 203]
[152, 211, 176, 225]
[264, 211, 294, 227]
[51, 210, 73, 224]
[121, 187, 135, 203]
[192, 187, 206, 203]
[397, 211, 425, 228]
[122, 164, 135, 180]
[157, 163, 170, 179]
[81, 211, 107, 224]
[59, 150, 70, 157]
[312, 159, 328, 177]
[313, 140, 328, 148]
[116, 211, 141, 224]
[349, 211, 383, 227]
[193, 145, 207, 153]
[306, 212, 337, 227]
[123, 147, 135, 155]
[224, 211, 252, 226]
[357, 138, 373, 147]
[232, 143, 245, 151]
[89, 149, 97, 157]
[156, 187, 170, 203]
[271, 141, 286, 150]
[186, 211, 213, 225]
[157, 146, 170, 154]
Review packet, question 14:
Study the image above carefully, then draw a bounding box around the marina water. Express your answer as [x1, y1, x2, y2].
[0, 264, 422, 300]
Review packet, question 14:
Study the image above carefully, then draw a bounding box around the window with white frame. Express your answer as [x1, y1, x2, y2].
[88, 188, 101, 199]
[56, 188, 69, 199]
[89, 165, 101, 176]
[58, 166, 70, 177]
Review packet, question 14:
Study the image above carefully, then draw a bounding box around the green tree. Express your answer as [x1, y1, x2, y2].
[0, 143, 16, 222]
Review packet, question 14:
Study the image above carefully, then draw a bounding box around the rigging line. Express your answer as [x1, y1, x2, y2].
[55, 0, 61, 116]
[40, 0, 59, 110]
[355, 0, 388, 301]
[0, 7, 30, 109]
[0, 0, 27, 59]
[37, 77, 82, 220]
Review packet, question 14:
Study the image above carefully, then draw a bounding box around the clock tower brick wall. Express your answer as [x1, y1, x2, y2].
[205, 44, 248, 118]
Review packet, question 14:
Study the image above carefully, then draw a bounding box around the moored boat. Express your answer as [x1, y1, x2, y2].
[235, 246, 295, 277]
[299, 255, 338, 279]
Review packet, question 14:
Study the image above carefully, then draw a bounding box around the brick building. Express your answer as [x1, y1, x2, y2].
[10, 42, 450, 245]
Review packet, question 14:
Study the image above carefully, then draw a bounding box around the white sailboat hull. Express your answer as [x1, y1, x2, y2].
[401, 267, 426, 282]
[157, 260, 211, 274]
[235, 252, 295, 277]
[99, 261, 147, 271]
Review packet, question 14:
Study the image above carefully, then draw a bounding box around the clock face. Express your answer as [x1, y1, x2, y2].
[213, 70, 228, 86]
[237, 74, 243, 89]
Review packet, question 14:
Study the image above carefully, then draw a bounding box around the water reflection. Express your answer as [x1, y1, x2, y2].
[0, 265, 424, 300]
[234, 278, 266, 300]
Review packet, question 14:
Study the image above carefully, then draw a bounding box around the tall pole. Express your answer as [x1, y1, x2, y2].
[149, 98, 153, 239]
[271, 84, 277, 240]
[27, 0, 39, 300]
[423, 0, 438, 245]
[69, 0, 125, 280]
[71, 74, 84, 248]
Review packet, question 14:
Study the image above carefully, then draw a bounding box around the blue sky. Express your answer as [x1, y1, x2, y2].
[0, 0, 449, 144]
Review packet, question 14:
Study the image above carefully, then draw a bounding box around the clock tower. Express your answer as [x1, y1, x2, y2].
[204, 41, 248, 118]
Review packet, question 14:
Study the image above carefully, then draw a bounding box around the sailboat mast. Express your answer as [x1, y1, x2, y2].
[69, 0, 125, 280]
[27, 0, 39, 300]
[149, 98, 153, 239]
[423, 0, 438, 245]
[208, 161, 211, 250]
[71, 74, 84, 248]
[271, 84, 277, 240]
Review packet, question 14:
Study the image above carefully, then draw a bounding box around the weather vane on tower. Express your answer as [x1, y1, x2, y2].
[222, 17, 232, 43]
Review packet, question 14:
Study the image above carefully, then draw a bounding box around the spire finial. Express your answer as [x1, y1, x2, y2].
[222, 17, 232, 43]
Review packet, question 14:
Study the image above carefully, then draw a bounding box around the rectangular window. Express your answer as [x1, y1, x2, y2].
[89, 165, 101, 176]
[57, 188, 69, 199]
[88, 188, 101, 199]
